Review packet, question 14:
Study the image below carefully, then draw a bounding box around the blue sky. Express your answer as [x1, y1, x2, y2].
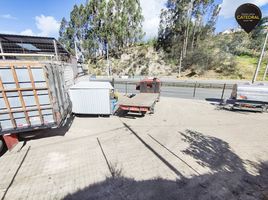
[0, 0, 267, 39]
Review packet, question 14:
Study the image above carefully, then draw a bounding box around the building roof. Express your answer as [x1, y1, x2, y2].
[70, 81, 113, 90]
[0, 33, 71, 60]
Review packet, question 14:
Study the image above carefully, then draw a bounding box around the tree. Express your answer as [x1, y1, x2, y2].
[58, 0, 144, 60]
[157, 0, 221, 73]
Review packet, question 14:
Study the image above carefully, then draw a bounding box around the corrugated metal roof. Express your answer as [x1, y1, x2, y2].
[70, 81, 113, 89]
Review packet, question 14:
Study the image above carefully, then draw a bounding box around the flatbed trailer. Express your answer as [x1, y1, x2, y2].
[118, 93, 159, 115]
[223, 83, 268, 112]
[222, 99, 268, 112]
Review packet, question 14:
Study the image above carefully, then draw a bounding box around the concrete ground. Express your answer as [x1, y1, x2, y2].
[0, 97, 268, 200]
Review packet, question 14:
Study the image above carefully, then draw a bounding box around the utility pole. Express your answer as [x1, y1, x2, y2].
[263, 60, 268, 81]
[106, 42, 111, 77]
[178, 50, 183, 78]
[105, 1, 111, 77]
[74, 41, 79, 61]
[252, 31, 268, 83]
[53, 40, 59, 61]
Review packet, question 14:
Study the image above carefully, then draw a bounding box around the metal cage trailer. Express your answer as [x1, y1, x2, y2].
[0, 61, 72, 153]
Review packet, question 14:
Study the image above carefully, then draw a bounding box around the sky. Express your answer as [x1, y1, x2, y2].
[0, 0, 268, 40]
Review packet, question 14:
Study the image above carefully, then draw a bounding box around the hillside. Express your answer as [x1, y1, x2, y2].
[88, 45, 175, 77]
[87, 45, 267, 80]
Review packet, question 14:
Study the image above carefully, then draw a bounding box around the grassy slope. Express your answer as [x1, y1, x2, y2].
[235, 55, 268, 81]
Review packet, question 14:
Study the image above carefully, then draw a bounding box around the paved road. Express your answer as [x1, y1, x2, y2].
[80, 76, 233, 100]
[114, 83, 232, 100]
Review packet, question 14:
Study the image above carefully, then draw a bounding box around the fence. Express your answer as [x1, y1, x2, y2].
[112, 81, 231, 101]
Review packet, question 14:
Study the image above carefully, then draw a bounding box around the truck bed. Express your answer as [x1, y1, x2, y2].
[119, 93, 159, 107]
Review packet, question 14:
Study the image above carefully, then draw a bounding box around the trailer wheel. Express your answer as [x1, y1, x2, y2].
[0, 137, 7, 156]
[263, 105, 268, 113]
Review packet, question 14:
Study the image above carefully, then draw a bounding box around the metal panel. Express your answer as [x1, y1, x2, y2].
[70, 83, 111, 115]
[64, 65, 75, 90]
[231, 84, 268, 103]
[0, 61, 72, 134]
[71, 63, 78, 78]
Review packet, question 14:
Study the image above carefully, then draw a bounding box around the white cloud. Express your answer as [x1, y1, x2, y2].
[0, 15, 60, 38]
[220, 0, 268, 18]
[35, 15, 60, 37]
[20, 29, 34, 36]
[0, 14, 17, 20]
[0, 30, 17, 35]
[140, 0, 166, 39]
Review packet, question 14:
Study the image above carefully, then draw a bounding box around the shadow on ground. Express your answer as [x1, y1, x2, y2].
[19, 114, 75, 141]
[116, 109, 145, 119]
[64, 130, 268, 200]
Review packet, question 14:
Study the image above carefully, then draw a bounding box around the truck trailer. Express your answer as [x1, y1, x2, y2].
[0, 34, 77, 154]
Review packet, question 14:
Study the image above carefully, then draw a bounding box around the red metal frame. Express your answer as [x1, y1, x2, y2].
[119, 105, 149, 112]
[2, 134, 19, 151]
[139, 78, 161, 83]
[136, 78, 161, 93]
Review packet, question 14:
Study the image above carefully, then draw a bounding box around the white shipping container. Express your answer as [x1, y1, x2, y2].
[69, 82, 113, 115]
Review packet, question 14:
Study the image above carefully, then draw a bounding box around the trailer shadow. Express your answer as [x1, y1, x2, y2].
[205, 98, 224, 105]
[63, 130, 268, 200]
[116, 110, 145, 119]
[19, 114, 75, 141]
[74, 114, 111, 118]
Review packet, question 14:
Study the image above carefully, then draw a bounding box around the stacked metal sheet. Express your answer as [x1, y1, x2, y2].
[231, 83, 268, 103]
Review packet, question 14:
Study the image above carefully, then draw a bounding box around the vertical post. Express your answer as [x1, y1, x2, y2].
[0, 41, 5, 60]
[193, 81, 197, 98]
[263, 61, 268, 81]
[221, 83, 226, 103]
[53, 40, 59, 61]
[106, 42, 111, 77]
[178, 50, 183, 78]
[125, 82, 128, 95]
[111, 77, 115, 87]
[74, 41, 79, 61]
[252, 31, 268, 83]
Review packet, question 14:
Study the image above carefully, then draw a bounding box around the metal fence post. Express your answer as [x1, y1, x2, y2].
[220, 83, 226, 104]
[193, 82, 197, 98]
[111, 78, 114, 87]
[125, 82, 128, 95]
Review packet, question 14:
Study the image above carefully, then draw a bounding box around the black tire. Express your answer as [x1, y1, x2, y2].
[0, 139, 3, 153]
[0, 137, 7, 156]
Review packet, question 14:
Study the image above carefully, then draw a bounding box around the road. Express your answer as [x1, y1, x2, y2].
[79, 76, 233, 100]
[114, 83, 232, 100]
[88, 76, 268, 88]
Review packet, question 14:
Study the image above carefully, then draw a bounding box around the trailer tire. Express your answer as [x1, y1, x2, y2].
[0, 137, 7, 156]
